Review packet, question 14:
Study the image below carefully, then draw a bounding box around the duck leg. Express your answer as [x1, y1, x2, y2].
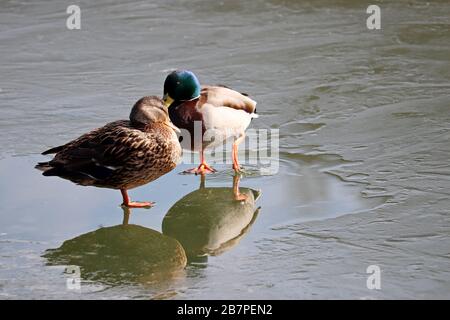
[184, 149, 216, 175]
[232, 133, 245, 172]
[199, 174, 206, 189]
[233, 173, 248, 201]
[120, 189, 154, 208]
[122, 207, 131, 225]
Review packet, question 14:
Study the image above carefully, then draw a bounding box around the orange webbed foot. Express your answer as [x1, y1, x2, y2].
[121, 201, 155, 208]
[183, 163, 217, 175]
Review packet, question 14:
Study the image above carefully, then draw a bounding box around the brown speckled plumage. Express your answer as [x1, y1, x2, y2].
[36, 96, 182, 191]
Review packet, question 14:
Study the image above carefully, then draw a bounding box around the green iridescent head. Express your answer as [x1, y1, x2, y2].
[163, 70, 201, 107]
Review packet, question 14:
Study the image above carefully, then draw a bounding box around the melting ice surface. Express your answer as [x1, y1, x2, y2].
[1, 0, 449, 299]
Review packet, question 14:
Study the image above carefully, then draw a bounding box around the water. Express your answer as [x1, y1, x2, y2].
[0, 0, 449, 299]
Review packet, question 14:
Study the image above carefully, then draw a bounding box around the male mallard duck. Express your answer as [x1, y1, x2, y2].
[163, 70, 257, 175]
[35, 96, 182, 208]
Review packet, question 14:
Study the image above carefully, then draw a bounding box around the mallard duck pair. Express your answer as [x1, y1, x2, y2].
[36, 71, 257, 207]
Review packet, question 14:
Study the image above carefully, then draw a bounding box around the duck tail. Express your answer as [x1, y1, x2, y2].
[35, 161, 54, 173]
[41, 145, 64, 155]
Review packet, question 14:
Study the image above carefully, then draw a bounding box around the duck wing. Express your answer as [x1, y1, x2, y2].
[36, 121, 146, 185]
[213, 84, 249, 97]
[200, 86, 257, 115]
[193, 86, 258, 137]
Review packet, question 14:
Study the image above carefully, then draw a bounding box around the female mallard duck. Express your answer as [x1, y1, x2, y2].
[163, 70, 257, 175]
[35, 96, 182, 208]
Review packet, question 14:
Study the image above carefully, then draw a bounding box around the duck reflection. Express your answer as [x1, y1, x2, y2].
[43, 207, 187, 285]
[162, 174, 261, 261]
